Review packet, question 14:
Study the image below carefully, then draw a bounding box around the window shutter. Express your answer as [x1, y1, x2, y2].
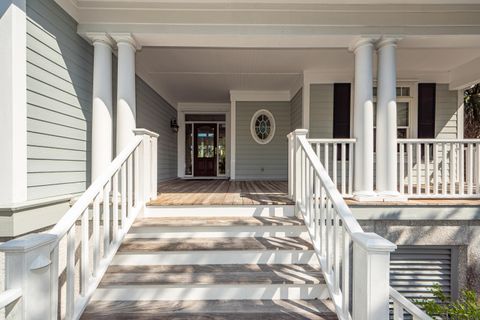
[390, 246, 458, 302]
[418, 83, 436, 138]
[333, 83, 351, 138]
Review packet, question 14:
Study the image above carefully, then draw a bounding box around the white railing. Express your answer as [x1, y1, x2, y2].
[398, 139, 480, 198]
[288, 129, 431, 320]
[307, 139, 355, 196]
[0, 128, 158, 320]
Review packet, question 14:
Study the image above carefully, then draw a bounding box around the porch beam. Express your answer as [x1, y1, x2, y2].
[351, 38, 376, 200]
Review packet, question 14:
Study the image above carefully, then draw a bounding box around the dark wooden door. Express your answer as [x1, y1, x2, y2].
[194, 124, 217, 177]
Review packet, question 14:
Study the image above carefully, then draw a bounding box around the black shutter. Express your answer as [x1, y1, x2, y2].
[418, 84, 436, 138]
[333, 83, 351, 138]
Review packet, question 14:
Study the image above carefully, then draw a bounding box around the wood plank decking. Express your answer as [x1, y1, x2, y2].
[150, 180, 293, 206]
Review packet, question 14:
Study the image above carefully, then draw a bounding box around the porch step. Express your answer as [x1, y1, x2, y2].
[143, 204, 295, 217]
[127, 216, 307, 238]
[82, 300, 337, 319]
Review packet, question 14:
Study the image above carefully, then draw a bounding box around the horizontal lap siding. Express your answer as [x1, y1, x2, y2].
[236, 101, 290, 180]
[136, 77, 178, 181]
[26, 0, 93, 200]
[309, 84, 334, 138]
[290, 88, 303, 131]
[435, 84, 459, 139]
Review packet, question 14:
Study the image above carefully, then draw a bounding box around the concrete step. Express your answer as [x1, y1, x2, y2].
[82, 299, 337, 319]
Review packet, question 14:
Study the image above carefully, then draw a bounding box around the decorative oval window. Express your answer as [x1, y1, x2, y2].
[250, 109, 275, 144]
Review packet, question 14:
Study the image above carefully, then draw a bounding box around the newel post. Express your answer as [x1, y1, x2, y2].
[134, 129, 159, 202]
[351, 232, 396, 320]
[0, 233, 58, 320]
[150, 134, 158, 200]
[287, 133, 294, 199]
[292, 129, 308, 214]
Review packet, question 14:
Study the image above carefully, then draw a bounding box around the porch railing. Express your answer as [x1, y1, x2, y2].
[398, 139, 480, 198]
[288, 129, 432, 320]
[0, 128, 158, 320]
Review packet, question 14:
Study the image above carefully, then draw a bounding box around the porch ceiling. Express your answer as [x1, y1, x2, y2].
[135, 45, 480, 105]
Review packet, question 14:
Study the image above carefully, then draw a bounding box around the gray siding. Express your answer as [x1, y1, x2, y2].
[435, 84, 459, 139]
[136, 77, 178, 181]
[290, 88, 303, 131]
[26, 0, 93, 200]
[236, 102, 290, 180]
[309, 84, 334, 138]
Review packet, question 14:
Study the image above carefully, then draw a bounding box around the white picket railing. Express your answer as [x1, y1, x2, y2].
[0, 128, 158, 320]
[307, 139, 355, 196]
[398, 139, 480, 198]
[288, 129, 431, 320]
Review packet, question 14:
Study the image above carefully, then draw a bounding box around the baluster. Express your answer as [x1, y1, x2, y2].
[450, 142, 456, 195]
[399, 143, 405, 194]
[442, 143, 447, 194]
[342, 226, 350, 317]
[326, 198, 332, 272]
[416, 143, 421, 195]
[324, 143, 329, 177]
[433, 143, 439, 194]
[333, 212, 340, 294]
[309, 165, 314, 228]
[134, 147, 140, 206]
[467, 143, 474, 195]
[81, 209, 89, 297]
[301, 151, 306, 208]
[333, 143, 338, 188]
[316, 143, 321, 159]
[393, 301, 404, 320]
[103, 182, 110, 256]
[121, 163, 127, 229]
[66, 226, 75, 319]
[305, 161, 310, 220]
[314, 173, 320, 250]
[477, 144, 480, 195]
[341, 143, 346, 195]
[425, 144, 430, 195]
[459, 143, 464, 195]
[348, 142, 353, 195]
[319, 185, 326, 256]
[112, 171, 119, 242]
[92, 195, 100, 276]
[407, 143, 413, 195]
[127, 156, 133, 218]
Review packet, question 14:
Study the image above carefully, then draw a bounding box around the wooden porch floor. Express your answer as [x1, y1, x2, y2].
[150, 180, 294, 206]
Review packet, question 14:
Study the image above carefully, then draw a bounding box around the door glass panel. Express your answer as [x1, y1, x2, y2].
[197, 126, 215, 158]
[185, 124, 193, 175]
[218, 124, 226, 175]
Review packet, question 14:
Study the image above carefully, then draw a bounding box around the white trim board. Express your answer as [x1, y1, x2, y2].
[230, 90, 291, 102]
[144, 205, 295, 217]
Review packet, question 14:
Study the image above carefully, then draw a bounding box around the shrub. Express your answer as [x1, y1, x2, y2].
[415, 284, 480, 319]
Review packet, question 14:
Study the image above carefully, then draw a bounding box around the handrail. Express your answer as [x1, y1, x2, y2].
[390, 287, 433, 320]
[289, 129, 431, 320]
[299, 136, 362, 235]
[307, 138, 357, 143]
[0, 288, 22, 310]
[50, 136, 143, 239]
[398, 138, 480, 143]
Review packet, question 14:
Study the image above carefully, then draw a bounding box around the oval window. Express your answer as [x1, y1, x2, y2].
[250, 109, 275, 144]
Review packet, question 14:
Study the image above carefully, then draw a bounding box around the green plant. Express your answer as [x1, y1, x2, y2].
[415, 284, 480, 319]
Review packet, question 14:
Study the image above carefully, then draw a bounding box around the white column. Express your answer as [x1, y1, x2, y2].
[376, 38, 400, 196]
[0, 0, 27, 204]
[351, 38, 376, 199]
[112, 34, 139, 154]
[88, 34, 114, 181]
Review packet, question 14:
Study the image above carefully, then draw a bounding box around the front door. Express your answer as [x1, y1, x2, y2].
[194, 124, 216, 176]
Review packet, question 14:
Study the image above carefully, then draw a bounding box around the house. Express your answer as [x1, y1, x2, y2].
[1, 0, 480, 319]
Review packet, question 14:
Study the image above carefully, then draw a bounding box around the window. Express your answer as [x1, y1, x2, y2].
[250, 109, 275, 144]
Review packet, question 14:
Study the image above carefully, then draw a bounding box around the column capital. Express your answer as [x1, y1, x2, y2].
[85, 32, 115, 48]
[110, 33, 141, 51]
[376, 36, 402, 50]
[348, 36, 378, 52]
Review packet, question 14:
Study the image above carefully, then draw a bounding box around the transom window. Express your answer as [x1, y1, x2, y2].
[250, 109, 275, 144]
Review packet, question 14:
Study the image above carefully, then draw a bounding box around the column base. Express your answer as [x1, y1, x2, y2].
[377, 191, 409, 202]
[353, 191, 383, 202]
